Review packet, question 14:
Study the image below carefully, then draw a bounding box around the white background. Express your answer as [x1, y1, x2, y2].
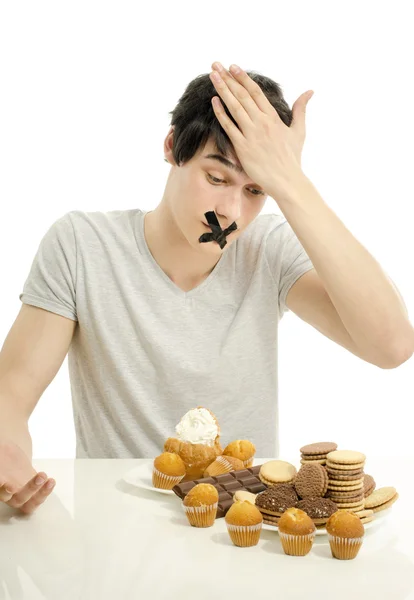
[0, 1, 413, 460]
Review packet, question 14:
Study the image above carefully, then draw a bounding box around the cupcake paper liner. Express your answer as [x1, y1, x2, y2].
[243, 458, 254, 468]
[207, 456, 234, 476]
[183, 502, 218, 527]
[328, 534, 364, 560]
[152, 467, 185, 490]
[278, 531, 316, 556]
[226, 522, 262, 547]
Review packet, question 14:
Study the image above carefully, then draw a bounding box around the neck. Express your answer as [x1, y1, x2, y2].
[143, 202, 222, 287]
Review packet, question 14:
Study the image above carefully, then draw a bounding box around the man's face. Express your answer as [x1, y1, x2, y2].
[165, 134, 268, 254]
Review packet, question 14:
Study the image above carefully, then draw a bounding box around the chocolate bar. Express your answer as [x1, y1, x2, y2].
[172, 464, 268, 518]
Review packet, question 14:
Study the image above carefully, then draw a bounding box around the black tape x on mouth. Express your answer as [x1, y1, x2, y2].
[198, 211, 238, 249]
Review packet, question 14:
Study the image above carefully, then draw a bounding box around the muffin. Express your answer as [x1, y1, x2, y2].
[223, 440, 256, 468]
[183, 483, 219, 527]
[326, 510, 365, 560]
[204, 455, 245, 477]
[277, 507, 316, 556]
[152, 452, 186, 490]
[225, 500, 263, 547]
[164, 407, 222, 480]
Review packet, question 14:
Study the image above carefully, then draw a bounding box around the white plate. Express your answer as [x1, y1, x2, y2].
[122, 463, 393, 534]
[122, 462, 174, 495]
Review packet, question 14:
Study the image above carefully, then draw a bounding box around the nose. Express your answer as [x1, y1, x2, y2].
[215, 195, 242, 228]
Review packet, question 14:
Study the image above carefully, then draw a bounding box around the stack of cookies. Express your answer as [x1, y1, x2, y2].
[325, 450, 374, 524]
[300, 442, 338, 466]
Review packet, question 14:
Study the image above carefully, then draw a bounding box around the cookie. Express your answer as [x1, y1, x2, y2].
[327, 480, 364, 490]
[327, 489, 365, 501]
[364, 487, 397, 509]
[372, 493, 399, 513]
[300, 442, 338, 455]
[326, 461, 365, 471]
[233, 490, 257, 504]
[300, 453, 327, 460]
[363, 474, 376, 497]
[360, 514, 374, 524]
[259, 473, 295, 486]
[294, 463, 328, 498]
[354, 509, 374, 518]
[255, 484, 298, 514]
[296, 497, 338, 521]
[301, 458, 326, 465]
[326, 450, 366, 465]
[335, 501, 365, 510]
[326, 467, 364, 477]
[259, 461, 297, 485]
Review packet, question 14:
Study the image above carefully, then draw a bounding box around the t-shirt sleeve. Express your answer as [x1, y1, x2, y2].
[19, 213, 78, 321]
[266, 218, 315, 318]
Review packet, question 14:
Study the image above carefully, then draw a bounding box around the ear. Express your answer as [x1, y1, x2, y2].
[164, 126, 176, 165]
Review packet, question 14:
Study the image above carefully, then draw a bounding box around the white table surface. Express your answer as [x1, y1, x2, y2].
[0, 457, 413, 600]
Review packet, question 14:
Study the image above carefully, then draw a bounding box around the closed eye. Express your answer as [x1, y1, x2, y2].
[206, 173, 265, 196]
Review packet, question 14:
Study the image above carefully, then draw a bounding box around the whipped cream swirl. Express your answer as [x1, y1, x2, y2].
[175, 408, 218, 446]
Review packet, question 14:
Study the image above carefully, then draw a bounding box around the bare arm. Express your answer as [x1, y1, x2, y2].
[0, 304, 77, 458]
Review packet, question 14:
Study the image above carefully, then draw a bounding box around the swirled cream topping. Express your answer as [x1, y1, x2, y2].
[175, 408, 218, 446]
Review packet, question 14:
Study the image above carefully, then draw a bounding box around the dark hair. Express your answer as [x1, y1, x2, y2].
[167, 70, 293, 166]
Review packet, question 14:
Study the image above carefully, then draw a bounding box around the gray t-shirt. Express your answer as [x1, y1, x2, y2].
[19, 209, 314, 458]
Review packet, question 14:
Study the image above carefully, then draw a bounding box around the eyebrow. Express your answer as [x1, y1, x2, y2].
[203, 153, 245, 175]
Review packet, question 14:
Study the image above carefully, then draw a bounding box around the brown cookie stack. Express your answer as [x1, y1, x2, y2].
[325, 450, 373, 524]
[293, 462, 335, 527]
[300, 442, 338, 466]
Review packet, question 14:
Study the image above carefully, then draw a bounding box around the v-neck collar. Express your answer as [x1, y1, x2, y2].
[135, 209, 230, 300]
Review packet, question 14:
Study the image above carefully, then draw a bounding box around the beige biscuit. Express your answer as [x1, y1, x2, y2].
[336, 504, 365, 512]
[326, 472, 364, 481]
[326, 450, 366, 464]
[326, 461, 365, 471]
[360, 515, 374, 524]
[327, 481, 363, 491]
[301, 453, 327, 460]
[259, 460, 297, 484]
[328, 492, 365, 502]
[371, 493, 399, 513]
[354, 509, 374, 518]
[328, 477, 364, 485]
[259, 473, 295, 487]
[300, 458, 326, 465]
[233, 490, 257, 504]
[364, 487, 397, 509]
[335, 500, 365, 507]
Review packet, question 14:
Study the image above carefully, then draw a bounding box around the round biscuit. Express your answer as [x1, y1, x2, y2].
[360, 515, 374, 524]
[259, 460, 297, 483]
[328, 479, 364, 488]
[336, 501, 365, 510]
[326, 461, 365, 471]
[233, 490, 257, 504]
[300, 458, 326, 465]
[364, 487, 397, 509]
[300, 442, 338, 455]
[371, 493, 399, 513]
[326, 467, 364, 477]
[354, 509, 374, 518]
[300, 453, 327, 460]
[326, 450, 366, 464]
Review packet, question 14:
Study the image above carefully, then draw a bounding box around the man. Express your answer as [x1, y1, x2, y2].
[0, 62, 413, 515]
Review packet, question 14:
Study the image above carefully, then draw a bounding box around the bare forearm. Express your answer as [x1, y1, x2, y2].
[0, 394, 33, 460]
[272, 175, 414, 364]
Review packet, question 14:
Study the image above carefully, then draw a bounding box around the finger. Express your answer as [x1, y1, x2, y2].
[211, 96, 245, 146]
[0, 483, 14, 503]
[19, 479, 56, 514]
[6, 472, 48, 509]
[209, 71, 253, 136]
[212, 63, 261, 122]
[228, 64, 279, 119]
